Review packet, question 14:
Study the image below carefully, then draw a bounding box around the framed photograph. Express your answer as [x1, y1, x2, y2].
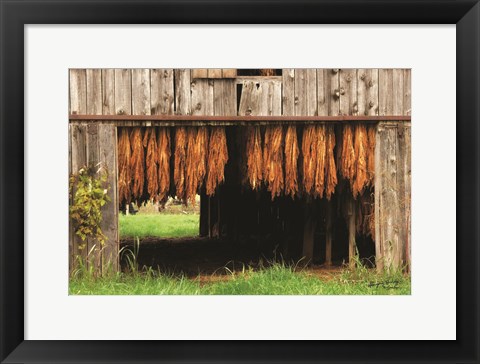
[1, 1, 478, 363]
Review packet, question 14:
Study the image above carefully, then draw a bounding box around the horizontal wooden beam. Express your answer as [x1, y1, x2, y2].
[69, 114, 411, 122]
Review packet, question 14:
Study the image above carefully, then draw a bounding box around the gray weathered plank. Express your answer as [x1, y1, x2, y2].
[379, 69, 393, 116]
[151, 69, 174, 115]
[282, 69, 295, 116]
[329, 69, 340, 116]
[392, 69, 404, 116]
[257, 81, 282, 116]
[191, 79, 214, 116]
[238, 81, 261, 116]
[357, 69, 379, 116]
[132, 69, 151, 115]
[214, 80, 236, 116]
[375, 122, 406, 271]
[86, 69, 102, 115]
[403, 69, 411, 116]
[114, 69, 132, 115]
[69, 69, 87, 115]
[85, 123, 101, 270]
[294, 69, 313, 116]
[102, 69, 115, 115]
[99, 124, 119, 272]
[174, 69, 191, 115]
[340, 69, 358, 115]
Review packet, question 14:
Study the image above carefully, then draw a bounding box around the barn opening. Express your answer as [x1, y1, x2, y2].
[117, 122, 376, 276]
[68, 68, 411, 278]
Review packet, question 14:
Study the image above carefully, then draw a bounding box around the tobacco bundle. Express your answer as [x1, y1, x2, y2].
[340, 125, 356, 182]
[302, 125, 327, 198]
[325, 125, 338, 200]
[118, 128, 132, 206]
[245, 126, 263, 190]
[143, 128, 159, 201]
[130, 128, 145, 202]
[284, 125, 299, 198]
[352, 124, 368, 198]
[263, 126, 284, 199]
[206, 127, 228, 196]
[174, 127, 187, 201]
[157, 127, 171, 204]
[185, 127, 208, 205]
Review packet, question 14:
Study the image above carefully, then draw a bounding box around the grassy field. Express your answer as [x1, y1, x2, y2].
[119, 213, 199, 238]
[70, 264, 411, 295]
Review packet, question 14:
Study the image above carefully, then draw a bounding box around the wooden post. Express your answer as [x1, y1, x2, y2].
[325, 200, 333, 266]
[348, 197, 356, 268]
[374, 121, 410, 272]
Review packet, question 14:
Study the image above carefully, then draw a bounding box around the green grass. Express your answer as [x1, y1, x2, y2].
[119, 213, 199, 238]
[69, 263, 411, 295]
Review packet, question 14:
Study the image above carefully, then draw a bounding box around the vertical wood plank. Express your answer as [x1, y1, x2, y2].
[375, 122, 406, 271]
[151, 69, 174, 115]
[86, 69, 102, 115]
[238, 81, 260, 116]
[317, 69, 328, 116]
[174, 69, 191, 115]
[214, 80, 236, 116]
[294, 69, 316, 116]
[102, 69, 115, 115]
[257, 81, 282, 116]
[329, 69, 340, 116]
[192, 69, 208, 78]
[282, 69, 295, 116]
[392, 69, 404, 115]
[132, 69, 151, 115]
[403, 69, 411, 116]
[374, 123, 384, 272]
[114, 69, 132, 115]
[339, 69, 358, 115]
[69, 69, 87, 114]
[191, 79, 214, 116]
[99, 125, 119, 273]
[379, 69, 393, 116]
[404, 123, 411, 270]
[357, 69, 379, 116]
[86, 124, 101, 271]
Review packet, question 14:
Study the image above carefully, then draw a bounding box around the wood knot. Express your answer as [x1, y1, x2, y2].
[334, 89, 340, 99]
[368, 80, 374, 88]
[332, 69, 339, 74]
[294, 96, 299, 104]
[117, 109, 125, 115]
[360, 73, 366, 80]
[369, 100, 375, 108]
[339, 88, 345, 95]
[195, 102, 202, 111]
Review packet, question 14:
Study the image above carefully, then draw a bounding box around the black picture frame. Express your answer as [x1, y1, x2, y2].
[1, 1, 478, 363]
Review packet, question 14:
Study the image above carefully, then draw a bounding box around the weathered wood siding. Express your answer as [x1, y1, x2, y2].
[69, 68, 411, 274]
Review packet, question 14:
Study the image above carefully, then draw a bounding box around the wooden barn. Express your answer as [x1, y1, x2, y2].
[69, 68, 411, 275]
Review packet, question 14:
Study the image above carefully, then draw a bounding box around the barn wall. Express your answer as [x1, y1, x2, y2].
[68, 69, 411, 274]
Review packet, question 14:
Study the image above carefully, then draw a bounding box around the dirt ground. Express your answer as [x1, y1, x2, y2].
[120, 237, 344, 282]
